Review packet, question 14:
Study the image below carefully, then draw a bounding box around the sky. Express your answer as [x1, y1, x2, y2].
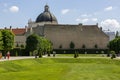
[0, 0, 120, 32]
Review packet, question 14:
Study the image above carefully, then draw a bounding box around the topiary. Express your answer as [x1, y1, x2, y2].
[110, 51, 116, 59]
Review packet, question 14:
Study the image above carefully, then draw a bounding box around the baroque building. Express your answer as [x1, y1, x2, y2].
[9, 5, 109, 53]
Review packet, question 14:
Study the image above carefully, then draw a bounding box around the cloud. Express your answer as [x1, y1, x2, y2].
[104, 6, 113, 11]
[61, 9, 70, 15]
[76, 18, 89, 23]
[9, 6, 19, 13]
[81, 14, 92, 17]
[101, 19, 120, 31]
[92, 18, 98, 22]
[76, 18, 81, 22]
[82, 19, 89, 23]
[81, 14, 88, 17]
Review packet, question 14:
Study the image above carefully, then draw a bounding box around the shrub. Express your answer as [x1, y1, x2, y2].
[59, 45, 62, 49]
[70, 41, 75, 49]
[110, 51, 116, 59]
[74, 51, 79, 58]
[94, 44, 98, 48]
[15, 51, 18, 56]
[82, 44, 86, 49]
[20, 44, 24, 48]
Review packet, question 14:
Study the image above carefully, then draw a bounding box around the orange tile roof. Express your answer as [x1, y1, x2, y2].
[12, 28, 26, 35]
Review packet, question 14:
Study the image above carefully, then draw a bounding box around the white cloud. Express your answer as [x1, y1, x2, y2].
[61, 9, 70, 15]
[9, 6, 19, 13]
[101, 19, 120, 31]
[82, 19, 89, 23]
[92, 18, 98, 22]
[81, 14, 92, 17]
[81, 14, 88, 17]
[76, 18, 89, 23]
[104, 6, 113, 11]
[76, 18, 81, 22]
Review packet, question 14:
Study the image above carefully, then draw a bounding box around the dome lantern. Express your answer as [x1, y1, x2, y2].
[44, 5, 49, 12]
[36, 5, 58, 24]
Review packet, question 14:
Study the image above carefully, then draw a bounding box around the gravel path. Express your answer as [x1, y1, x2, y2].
[0, 56, 120, 62]
[0, 56, 35, 62]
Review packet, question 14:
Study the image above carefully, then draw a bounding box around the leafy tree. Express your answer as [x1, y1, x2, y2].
[109, 37, 120, 53]
[1, 30, 14, 51]
[1, 30, 14, 57]
[0, 31, 3, 50]
[115, 31, 119, 38]
[38, 37, 52, 57]
[26, 34, 40, 55]
[26, 34, 52, 57]
[70, 41, 75, 49]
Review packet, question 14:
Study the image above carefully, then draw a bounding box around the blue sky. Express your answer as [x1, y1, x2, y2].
[0, 0, 120, 31]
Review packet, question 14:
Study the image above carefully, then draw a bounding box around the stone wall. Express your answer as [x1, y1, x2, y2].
[44, 24, 109, 49]
[14, 35, 26, 47]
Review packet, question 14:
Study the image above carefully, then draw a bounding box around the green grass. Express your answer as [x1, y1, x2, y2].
[0, 58, 120, 80]
[56, 54, 105, 57]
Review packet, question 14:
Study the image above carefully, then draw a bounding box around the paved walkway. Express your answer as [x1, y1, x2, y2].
[0, 56, 120, 62]
[0, 56, 35, 62]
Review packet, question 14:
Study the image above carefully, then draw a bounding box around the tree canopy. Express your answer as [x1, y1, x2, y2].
[26, 34, 52, 56]
[26, 34, 40, 52]
[109, 37, 120, 53]
[1, 30, 14, 51]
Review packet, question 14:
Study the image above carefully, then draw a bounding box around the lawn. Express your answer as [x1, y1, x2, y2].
[0, 58, 120, 80]
[56, 54, 104, 57]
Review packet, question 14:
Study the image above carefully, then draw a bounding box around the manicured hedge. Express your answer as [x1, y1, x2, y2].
[53, 49, 109, 54]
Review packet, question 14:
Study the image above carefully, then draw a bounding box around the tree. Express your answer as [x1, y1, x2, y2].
[26, 34, 40, 55]
[26, 34, 53, 57]
[1, 30, 14, 56]
[115, 31, 119, 38]
[38, 37, 52, 57]
[0, 31, 3, 50]
[109, 37, 120, 53]
[70, 41, 75, 49]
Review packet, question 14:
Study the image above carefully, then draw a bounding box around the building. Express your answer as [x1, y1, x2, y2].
[104, 30, 115, 41]
[9, 5, 109, 53]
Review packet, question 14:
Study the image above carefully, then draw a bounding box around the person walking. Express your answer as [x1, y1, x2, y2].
[7, 51, 10, 59]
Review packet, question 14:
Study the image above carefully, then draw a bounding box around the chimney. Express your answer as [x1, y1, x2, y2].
[96, 23, 98, 26]
[10, 26, 12, 31]
[4, 27, 7, 29]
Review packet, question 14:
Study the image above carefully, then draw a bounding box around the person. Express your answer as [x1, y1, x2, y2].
[35, 53, 37, 58]
[0, 52, 2, 59]
[7, 51, 10, 59]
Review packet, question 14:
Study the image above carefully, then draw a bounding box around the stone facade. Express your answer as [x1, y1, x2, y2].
[10, 5, 109, 50]
[30, 24, 109, 49]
